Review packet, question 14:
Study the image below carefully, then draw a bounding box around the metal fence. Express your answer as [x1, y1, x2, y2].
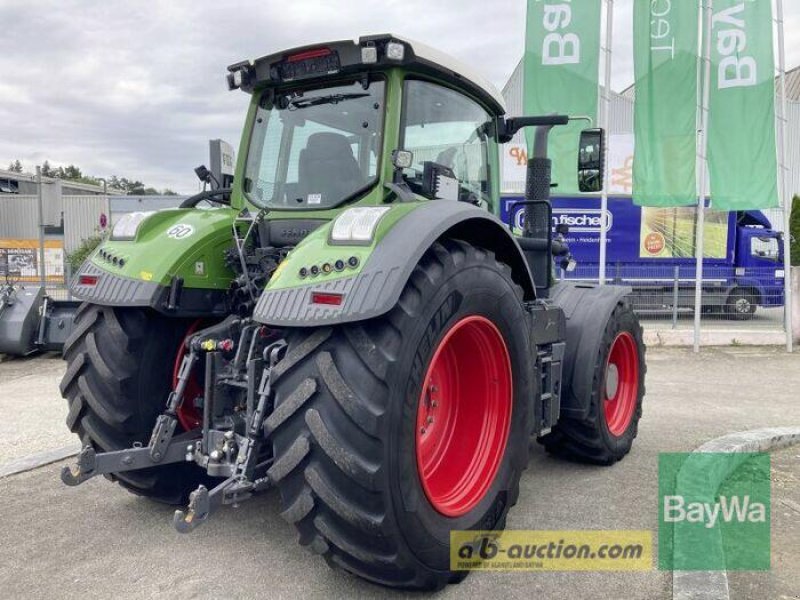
[559, 264, 786, 332]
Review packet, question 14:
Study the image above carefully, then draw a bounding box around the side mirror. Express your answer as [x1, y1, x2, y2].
[578, 128, 605, 193]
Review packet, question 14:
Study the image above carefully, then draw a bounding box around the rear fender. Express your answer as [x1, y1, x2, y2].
[253, 201, 536, 327]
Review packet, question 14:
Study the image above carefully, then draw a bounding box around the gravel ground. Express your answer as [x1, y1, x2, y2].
[0, 347, 798, 600]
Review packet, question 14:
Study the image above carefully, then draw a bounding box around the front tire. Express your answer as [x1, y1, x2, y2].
[266, 240, 534, 589]
[541, 302, 645, 465]
[60, 304, 210, 504]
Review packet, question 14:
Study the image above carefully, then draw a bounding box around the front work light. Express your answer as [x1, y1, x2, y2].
[111, 211, 154, 241]
[392, 150, 414, 170]
[330, 207, 391, 244]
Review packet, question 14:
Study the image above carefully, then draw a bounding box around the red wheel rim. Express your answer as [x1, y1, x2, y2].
[173, 320, 204, 431]
[415, 315, 513, 517]
[603, 332, 640, 437]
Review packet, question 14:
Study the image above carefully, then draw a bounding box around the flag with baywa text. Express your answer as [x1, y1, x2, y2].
[524, 0, 602, 194]
[707, 0, 779, 210]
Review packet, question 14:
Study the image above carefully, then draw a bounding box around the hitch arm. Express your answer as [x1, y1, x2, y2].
[60, 432, 200, 486]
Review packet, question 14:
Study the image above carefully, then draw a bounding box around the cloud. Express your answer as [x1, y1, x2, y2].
[0, 0, 797, 193]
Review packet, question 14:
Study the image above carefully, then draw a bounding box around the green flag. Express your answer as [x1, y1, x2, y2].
[524, 0, 602, 193]
[707, 0, 779, 210]
[633, 0, 699, 207]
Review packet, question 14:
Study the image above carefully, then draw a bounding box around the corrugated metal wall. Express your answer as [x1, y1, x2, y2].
[63, 196, 110, 253]
[0, 195, 39, 238]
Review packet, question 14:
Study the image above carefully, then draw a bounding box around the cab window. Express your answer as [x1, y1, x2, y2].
[750, 236, 780, 262]
[400, 79, 491, 206]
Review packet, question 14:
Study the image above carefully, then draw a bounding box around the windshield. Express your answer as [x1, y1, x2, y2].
[244, 79, 385, 209]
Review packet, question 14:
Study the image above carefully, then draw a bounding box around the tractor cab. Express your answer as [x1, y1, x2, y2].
[227, 34, 508, 217]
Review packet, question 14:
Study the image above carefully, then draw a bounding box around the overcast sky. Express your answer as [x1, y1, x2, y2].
[1, 0, 798, 193]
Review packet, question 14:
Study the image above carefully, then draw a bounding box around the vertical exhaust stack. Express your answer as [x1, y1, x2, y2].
[521, 125, 557, 294]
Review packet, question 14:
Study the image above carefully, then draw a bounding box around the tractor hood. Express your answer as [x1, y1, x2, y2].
[70, 208, 237, 315]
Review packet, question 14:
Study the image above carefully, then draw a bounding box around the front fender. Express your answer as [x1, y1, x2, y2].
[549, 281, 634, 419]
[253, 201, 535, 327]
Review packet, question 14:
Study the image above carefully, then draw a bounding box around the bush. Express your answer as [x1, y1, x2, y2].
[791, 195, 800, 267]
[66, 232, 104, 274]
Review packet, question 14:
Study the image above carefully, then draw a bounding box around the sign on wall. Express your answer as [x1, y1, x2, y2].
[0, 239, 64, 282]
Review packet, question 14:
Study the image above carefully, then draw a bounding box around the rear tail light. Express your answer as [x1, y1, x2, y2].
[287, 47, 332, 62]
[78, 275, 99, 286]
[311, 292, 344, 306]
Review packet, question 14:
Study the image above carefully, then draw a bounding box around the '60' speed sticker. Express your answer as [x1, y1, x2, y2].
[167, 224, 195, 239]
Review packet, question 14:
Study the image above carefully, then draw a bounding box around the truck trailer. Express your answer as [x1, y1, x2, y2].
[501, 195, 785, 320]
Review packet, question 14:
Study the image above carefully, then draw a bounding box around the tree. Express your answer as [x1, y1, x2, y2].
[7, 160, 22, 173]
[40, 160, 55, 177]
[790, 195, 800, 267]
[162, 188, 178, 196]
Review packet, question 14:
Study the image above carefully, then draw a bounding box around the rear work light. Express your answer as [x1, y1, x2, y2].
[311, 292, 344, 306]
[78, 275, 99, 286]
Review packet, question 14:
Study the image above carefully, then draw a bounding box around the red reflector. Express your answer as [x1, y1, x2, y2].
[78, 275, 99, 286]
[287, 47, 332, 62]
[311, 292, 344, 306]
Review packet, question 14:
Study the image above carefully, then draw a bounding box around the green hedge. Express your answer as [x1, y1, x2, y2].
[65, 232, 104, 274]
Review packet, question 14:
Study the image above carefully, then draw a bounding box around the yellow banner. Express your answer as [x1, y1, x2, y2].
[450, 530, 652, 572]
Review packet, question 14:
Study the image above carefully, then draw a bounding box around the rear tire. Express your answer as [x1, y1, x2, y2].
[542, 303, 645, 465]
[60, 303, 210, 504]
[267, 240, 534, 589]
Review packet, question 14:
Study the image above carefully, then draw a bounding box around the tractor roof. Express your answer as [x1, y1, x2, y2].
[227, 33, 507, 115]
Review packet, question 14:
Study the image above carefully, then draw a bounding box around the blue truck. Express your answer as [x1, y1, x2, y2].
[501, 195, 785, 320]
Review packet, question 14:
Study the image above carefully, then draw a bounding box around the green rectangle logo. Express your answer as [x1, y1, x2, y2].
[659, 452, 770, 570]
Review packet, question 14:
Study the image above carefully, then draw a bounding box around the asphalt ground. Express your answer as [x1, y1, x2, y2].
[0, 347, 798, 600]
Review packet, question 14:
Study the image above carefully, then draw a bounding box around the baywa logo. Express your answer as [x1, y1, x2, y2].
[658, 452, 771, 571]
[663, 494, 766, 529]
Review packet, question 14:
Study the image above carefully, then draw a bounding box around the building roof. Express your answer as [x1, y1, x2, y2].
[0, 168, 124, 194]
[619, 65, 800, 101]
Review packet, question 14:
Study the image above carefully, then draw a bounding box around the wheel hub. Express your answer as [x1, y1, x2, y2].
[415, 315, 512, 518]
[605, 363, 619, 399]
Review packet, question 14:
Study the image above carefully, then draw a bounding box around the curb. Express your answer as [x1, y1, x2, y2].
[0, 445, 79, 479]
[643, 329, 787, 347]
[672, 427, 800, 600]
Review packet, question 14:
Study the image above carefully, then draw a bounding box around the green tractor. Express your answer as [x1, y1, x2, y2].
[60, 34, 645, 589]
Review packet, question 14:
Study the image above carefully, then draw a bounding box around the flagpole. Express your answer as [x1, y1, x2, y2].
[776, 0, 793, 352]
[598, 0, 613, 286]
[693, 0, 713, 353]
